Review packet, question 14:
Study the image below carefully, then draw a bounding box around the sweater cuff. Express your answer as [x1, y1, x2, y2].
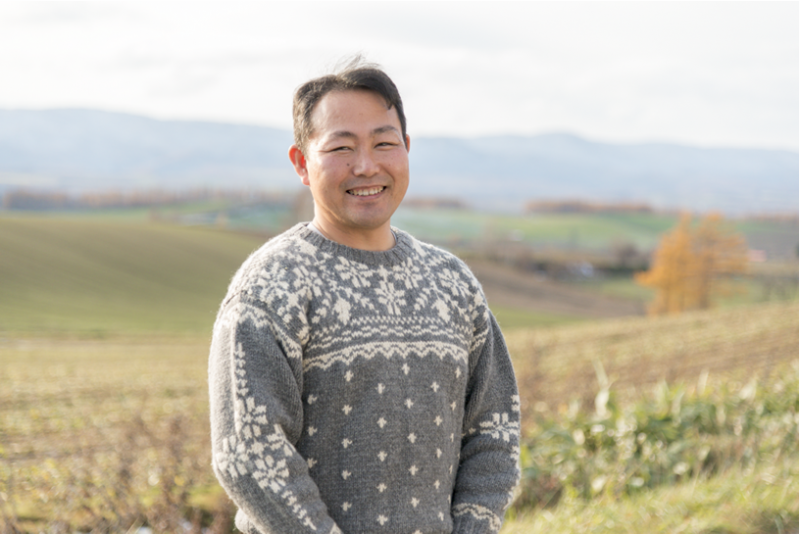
[451, 503, 504, 534]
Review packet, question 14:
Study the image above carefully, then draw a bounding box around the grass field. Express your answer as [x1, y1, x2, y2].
[4, 215, 790, 340]
[393, 207, 798, 256]
[2, 303, 796, 533]
[507, 301, 798, 415]
[505, 466, 797, 534]
[0, 215, 646, 337]
[0, 216, 267, 336]
[13, 203, 798, 258]
[0, 213, 797, 533]
[0, 337, 220, 532]
[393, 207, 682, 250]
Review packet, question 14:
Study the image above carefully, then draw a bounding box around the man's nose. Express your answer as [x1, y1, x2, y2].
[352, 148, 380, 177]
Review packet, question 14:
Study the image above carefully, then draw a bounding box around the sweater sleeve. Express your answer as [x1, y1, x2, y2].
[451, 312, 521, 534]
[208, 293, 341, 534]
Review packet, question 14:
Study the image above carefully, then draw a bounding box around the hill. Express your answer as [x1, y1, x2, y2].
[409, 133, 798, 214]
[0, 215, 653, 337]
[3, 214, 797, 338]
[0, 216, 266, 336]
[0, 108, 296, 193]
[1, 108, 797, 214]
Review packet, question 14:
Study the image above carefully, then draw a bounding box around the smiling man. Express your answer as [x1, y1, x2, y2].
[289, 87, 409, 251]
[208, 59, 520, 534]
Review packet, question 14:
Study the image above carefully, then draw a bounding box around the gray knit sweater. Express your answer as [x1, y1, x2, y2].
[208, 223, 520, 534]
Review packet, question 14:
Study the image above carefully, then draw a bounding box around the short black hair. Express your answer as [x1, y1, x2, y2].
[292, 56, 407, 153]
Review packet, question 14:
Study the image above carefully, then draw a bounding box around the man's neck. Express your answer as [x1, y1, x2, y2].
[308, 219, 396, 251]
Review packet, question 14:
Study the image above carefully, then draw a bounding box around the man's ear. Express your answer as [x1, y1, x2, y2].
[289, 145, 310, 185]
[405, 134, 411, 153]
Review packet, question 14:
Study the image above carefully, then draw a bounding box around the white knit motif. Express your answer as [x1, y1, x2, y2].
[478, 412, 520, 443]
[243, 238, 483, 341]
[375, 276, 407, 315]
[216, 299, 306, 361]
[452, 503, 502, 532]
[437, 267, 468, 299]
[226, 234, 495, 401]
[303, 340, 469, 372]
[308, 316, 473, 353]
[214, 343, 318, 530]
[511, 394, 521, 413]
[469, 313, 490, 354]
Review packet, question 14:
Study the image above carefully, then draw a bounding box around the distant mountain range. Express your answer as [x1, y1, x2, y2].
[0, 108, 796, 214]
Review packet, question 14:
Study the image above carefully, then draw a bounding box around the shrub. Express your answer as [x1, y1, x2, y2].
[514, 363, 798, 511]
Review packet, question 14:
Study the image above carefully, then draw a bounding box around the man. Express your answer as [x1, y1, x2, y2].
[208, 59, 520, 534]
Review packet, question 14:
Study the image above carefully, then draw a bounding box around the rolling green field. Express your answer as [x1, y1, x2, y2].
[0, 216, 267, 337]
[2, 213, 794, 338]
[393, 207, 798, 255]
[0, 213, 797, 533]
[19, 203, 798, 256]
[394, 208, 678, 249]
[0, 215, 619, 338]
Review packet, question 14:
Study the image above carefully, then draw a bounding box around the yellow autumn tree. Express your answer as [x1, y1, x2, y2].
[635, 213, 748, 315]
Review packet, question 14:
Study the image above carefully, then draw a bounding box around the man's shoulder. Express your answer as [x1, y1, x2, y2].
[397, 229, 481, 284]
[224, 223, 315, 298]
[398, 228, 467, 264]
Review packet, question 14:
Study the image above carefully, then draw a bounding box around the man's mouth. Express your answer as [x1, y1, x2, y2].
[347, 186, 385, 197]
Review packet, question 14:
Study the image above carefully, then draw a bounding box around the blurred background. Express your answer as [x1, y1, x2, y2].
[0, 2, 797, 533]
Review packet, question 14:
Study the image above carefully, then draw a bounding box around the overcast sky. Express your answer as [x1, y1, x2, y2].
[0, 1, 797, 150]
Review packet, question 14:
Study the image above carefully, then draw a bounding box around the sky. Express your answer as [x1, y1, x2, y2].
[0, 1, 797, 151]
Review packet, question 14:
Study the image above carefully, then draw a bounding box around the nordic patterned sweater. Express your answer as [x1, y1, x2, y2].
[208, 223, 520, 534]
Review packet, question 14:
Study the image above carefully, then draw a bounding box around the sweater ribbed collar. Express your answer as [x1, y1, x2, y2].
[289, 222, 414, 267]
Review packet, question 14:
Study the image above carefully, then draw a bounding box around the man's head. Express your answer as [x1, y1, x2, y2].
[292, 58, 408, 155]
[288, 59, 410, 251]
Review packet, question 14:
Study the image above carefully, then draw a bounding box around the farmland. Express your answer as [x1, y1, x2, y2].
[0, 216, 265, 337]
[396, 207, 799, 259]
[0, 214, 797, 533]
[2, 304, 795, 533]
[1, 213, 795, 336]
[0, 215, 654, 337]
[10, 201, 797, 257]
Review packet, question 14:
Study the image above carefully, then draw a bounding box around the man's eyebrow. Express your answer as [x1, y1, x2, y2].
[371, 125, 400, 136]
[328, 130, 358, 141]
[327, 125, 400, 140]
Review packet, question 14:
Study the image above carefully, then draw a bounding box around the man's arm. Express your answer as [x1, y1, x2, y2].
[208, 294, 341, 534]
[451, 313, 521, 534]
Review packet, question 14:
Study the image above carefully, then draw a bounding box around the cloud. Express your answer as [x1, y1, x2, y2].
[0, 1, 796, 150]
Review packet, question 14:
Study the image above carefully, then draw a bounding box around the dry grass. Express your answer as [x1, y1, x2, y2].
[0, 337, 234, 533]
[505, 301, 798, 431]
[1, 301, 797, 532]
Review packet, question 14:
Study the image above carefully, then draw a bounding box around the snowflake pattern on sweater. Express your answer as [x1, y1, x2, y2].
[209, 224, 520, 534]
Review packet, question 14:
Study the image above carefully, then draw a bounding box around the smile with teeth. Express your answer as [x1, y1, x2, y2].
[347, 186, 385, 196]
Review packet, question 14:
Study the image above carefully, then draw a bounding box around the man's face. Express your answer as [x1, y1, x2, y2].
[291, 89, 410, 244]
